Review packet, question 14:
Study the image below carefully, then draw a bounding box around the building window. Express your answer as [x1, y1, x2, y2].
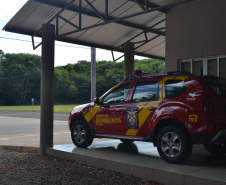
[220, 58, 226, 79]
[180, 55, 226, 78]
[181, 62, 191, 73]
[208, 59, 217, 76]
[193, 60, 203, 76]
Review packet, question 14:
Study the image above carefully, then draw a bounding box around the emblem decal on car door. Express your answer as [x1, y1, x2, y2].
[126, 108, 139, 129]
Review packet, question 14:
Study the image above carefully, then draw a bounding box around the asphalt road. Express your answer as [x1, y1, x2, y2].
[0, 110, 72, 147]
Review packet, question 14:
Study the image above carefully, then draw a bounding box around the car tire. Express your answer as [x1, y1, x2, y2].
[71, 120, 93, 148]
[120, 139, 134, 144]
[203, 143, 226, 156]
[157, 126, 192, 164]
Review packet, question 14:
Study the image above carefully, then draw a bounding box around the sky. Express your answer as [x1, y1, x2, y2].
[0, 0, 146, 67]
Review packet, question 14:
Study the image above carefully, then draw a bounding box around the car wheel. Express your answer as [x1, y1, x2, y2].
[203, 143, 226, 156]
[71, 120, 93, 148]
[120, 139, 134, 144]
[157, 126, 192, 164]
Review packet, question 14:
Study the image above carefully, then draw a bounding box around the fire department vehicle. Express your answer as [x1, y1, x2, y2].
[68, 70, 226, 164]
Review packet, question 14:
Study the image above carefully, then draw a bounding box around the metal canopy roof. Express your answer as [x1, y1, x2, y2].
[3, 0, 191, 60]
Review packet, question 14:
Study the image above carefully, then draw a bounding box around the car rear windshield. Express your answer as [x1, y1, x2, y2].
[201, 77, 226, 97]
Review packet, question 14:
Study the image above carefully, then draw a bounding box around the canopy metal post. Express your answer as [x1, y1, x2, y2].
[91, 47, 96, 102]
[40, 24, 55, 155]
[124, 42, 134, 79]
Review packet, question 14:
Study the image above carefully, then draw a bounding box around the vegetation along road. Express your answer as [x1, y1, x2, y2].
[0, 49, 164, 106]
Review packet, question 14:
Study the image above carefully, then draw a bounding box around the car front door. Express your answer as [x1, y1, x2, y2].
[93, 83, 131, 135]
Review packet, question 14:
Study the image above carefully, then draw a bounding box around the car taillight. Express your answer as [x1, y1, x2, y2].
[202, 96, 214, 114]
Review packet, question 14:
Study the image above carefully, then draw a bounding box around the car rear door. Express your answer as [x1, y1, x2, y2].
[124, 79, 162, 137]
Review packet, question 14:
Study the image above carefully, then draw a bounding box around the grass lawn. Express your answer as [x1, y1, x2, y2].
[0, 104, 80, 113]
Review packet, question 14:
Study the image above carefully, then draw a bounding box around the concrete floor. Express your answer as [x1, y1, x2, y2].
[47, 140, 226, 185]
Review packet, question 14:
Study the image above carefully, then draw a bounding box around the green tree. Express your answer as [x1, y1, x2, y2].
[54, 68, 79, 104]
[0, 51, 165, 105]
[96, 61, 124, 97]
[0, 50, 4, 76]
[55, 59, 165, 103]
[0, 49, 4, 62]
[74, 60, 90, 75]
[134, 59, 165, 74]
[0, 53, 41, 105]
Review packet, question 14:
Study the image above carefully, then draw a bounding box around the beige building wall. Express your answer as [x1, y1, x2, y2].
[165, 0, 226, 72]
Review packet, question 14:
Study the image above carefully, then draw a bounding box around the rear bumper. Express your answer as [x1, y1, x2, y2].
[190, 130, 226, 144]
[190, 133, 216, 144]
[209, 129, 226, 144]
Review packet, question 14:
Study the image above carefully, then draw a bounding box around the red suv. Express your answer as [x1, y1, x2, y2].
[68, 71, 226, 164]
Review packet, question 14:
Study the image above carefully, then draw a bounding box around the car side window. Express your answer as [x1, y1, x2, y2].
[102, 83, 131, 106]
[165, 80, 186, 99]
[132, 81, 159, 102]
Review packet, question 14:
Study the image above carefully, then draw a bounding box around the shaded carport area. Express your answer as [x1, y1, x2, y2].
[3, 0, 173, 154]
[3, 0, 226, 184]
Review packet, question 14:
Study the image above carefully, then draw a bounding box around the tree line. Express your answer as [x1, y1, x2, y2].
[0, 49, 164, 105]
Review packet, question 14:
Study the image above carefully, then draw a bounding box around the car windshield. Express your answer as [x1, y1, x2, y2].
[201, 77, 226, 97]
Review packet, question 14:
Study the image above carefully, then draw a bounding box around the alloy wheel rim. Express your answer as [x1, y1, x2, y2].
[73, 125, 86, 144]
[161, 132, 181, 157]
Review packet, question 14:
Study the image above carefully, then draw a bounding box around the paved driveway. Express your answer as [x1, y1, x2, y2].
[0, 111, 71, 147]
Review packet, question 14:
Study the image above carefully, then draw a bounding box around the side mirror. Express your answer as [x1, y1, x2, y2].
[94, 97, 100, 105]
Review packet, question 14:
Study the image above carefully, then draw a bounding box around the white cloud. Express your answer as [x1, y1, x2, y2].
[0, 0, 27, 23]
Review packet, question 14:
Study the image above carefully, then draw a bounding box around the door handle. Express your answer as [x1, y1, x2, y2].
[148, 107, 157, 111]
[116, 109, 123, 113]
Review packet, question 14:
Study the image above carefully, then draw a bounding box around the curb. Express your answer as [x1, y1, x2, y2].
[0, 145, 40, 153]
[46, 147, 226, 185]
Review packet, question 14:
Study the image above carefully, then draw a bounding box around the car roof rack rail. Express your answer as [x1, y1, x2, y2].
[167, 71, 193, 76]
[123, 70, 193, 82]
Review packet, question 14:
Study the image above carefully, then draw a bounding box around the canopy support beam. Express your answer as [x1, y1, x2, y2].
[40, 24, 55, 155]
[124, 42, 134, 79]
